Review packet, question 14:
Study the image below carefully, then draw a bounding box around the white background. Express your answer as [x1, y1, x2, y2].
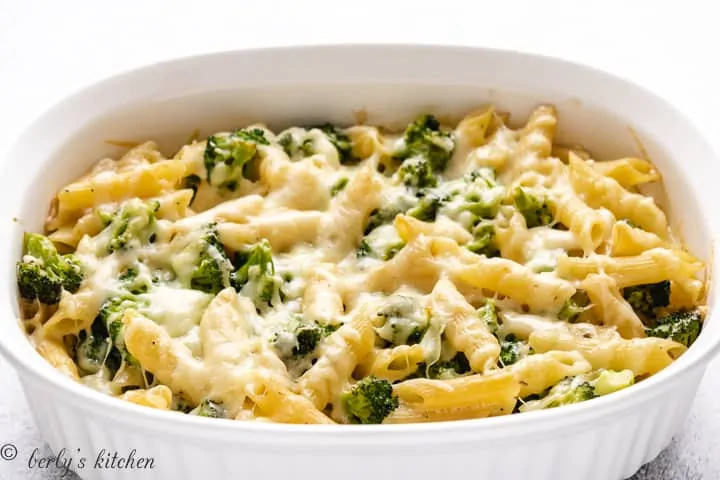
[0, 1, 719, 478]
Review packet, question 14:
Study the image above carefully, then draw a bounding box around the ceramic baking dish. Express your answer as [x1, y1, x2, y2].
[0, 45, 718, 480]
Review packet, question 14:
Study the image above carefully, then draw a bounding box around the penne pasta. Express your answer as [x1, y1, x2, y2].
[17, 107, 706, 425]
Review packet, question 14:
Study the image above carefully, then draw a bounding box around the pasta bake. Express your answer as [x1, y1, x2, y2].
[16, 105, 706, 424]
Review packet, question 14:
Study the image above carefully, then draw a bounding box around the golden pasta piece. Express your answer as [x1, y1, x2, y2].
[346, 125, 390, 161]
[568, 153, 668, 237]
[384, 402, 514, 424]
[610, 221, 664, 257]
[246, 373, 335, 424]
[551, 178, 613, 253]
[557, 248, 703, 288]
[456, 106, 495, 149]
[429, 278, 500, 372]
[120, 385, 173, 410]
[57, 160, 186, 215]
[50, 189, 195, 248]
[552, 144, 590, 162]
[581, 273, 646, 339]
[359, 345, 426, 382]
[319, 163, 384, 261]
[264, 158, 331, 211]
[218, 210, 324, 253]
[34, 337, 80, 381]
[302, 265, 344, 325]
[452, 255, 576, 313]
[529, 322, 686, 377]
[392, 369, 519, 413]
[123, 311, 208, 404]
[394, 214, 473, 245]
[41, 288, 103, 339]
[508, 350, 592, 397]
[199, 289, 258, 363]
[173, 195, 265, 232]
[494, 212, 530, 263]
[519, 105, 557, 158]
[298, 308, 376, 409]
[593, 157, 660, 188]
[364, 235, 451, 293]
[114, 141, 165, 169]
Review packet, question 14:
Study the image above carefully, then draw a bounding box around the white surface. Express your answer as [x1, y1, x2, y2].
[0, 2, 719, 480]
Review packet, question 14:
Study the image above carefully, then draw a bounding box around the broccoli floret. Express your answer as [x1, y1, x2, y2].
[477, 300, 533, 367]
[466, 168, 498, 186]
[543, 380, 596, 408]
[477, 299, 499, 335]
[364, 207, 400, 235]
[426, 352, 471, 379]
[171, 223, 233, 294]
[394, 114, 455, 172]
[330, 177, 349, 197]
[622, 281, 671, 320]
[118, 266, 151, 295]
[461, 193, 501, 221]
[558, 290, 591, 322]
[76, 265, 154, 376]
[231, 240, 283, 310]
[499, 334, 531, 366]
[356, 235, 405, 261]
[520, 377, 597, 412]
[435, 168, 504, 232]
[189, 224, 234, 295]
[271, 316, 339, 359]
[294, 326, 323, 356]
[406, 191, 448, 222]
[646, 309, 702, 347]
[364, 199, 415, 235]
[277, 130, 315, 159]
[172, 395, 194, 413]
[277, 131, 296, 156]
[458, 168, 503, 221]
[383, 242, 406, 260]
[365, 208, 393, 236]
[341, 376, 399, 424]
[513, 187, 553, 228]
[395, 157, 438, 189]
[118, 266, 139, 283]
[405, 326, 425, 345]
[312, 124, 356, 164]
[467, 223, 500, 257]
[105, 199, 160, 253]
[293, 322, 339, 356]
[593, 369, 635, 396]
[204, 128, 269, 191]
[182, 174, 202, 203]
[96, 296, 143, 366]
[76, 326, 112, 374]
[375, 296, 428, 346]
[192, 399, 226, 418]
[356, 239, 373, 258]
[16, 233, 84, 304]
[17, 263, 62, 305]
[76, 297, 136, 376]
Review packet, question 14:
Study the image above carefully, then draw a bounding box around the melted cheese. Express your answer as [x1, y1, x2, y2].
[137, 286, 212, 337]
[25, 106, 704, 424]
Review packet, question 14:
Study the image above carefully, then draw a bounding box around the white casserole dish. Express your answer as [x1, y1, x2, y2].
[1, 45, 718, 480]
